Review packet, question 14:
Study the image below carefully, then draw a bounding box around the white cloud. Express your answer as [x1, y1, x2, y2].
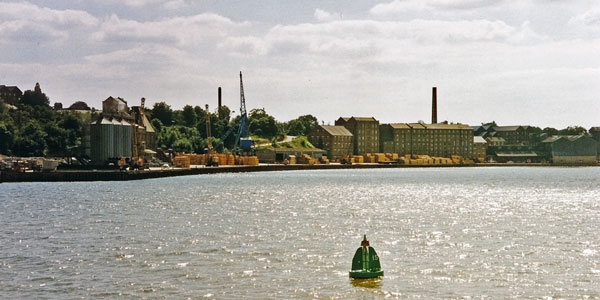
[92, 13, 248, 46]
[569, 9, 600, 27]
[0, 19, 68, 44]
[231, 18, 540, 60]
[314, 9, 338, 22]
[0, 2, 97, 45]
[370, 0, 504, 15]
[101, 0, 188, 9]
[0, 2, 98, 27]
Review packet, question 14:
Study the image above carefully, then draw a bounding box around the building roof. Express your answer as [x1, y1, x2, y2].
[493, 125, 522, 132]
[0, 85, 22, 93]
[388, 123, 411, 129]
[589, 127, 600, 132]
[424, 123, 471, 130]
[351, 116, 378, 122]
[473, 136, 487, 144]
[320, 125, 352, 136]
[485, 137, 506, 142]
[407, 123, 426, 129]
[541, 135, 590, 143]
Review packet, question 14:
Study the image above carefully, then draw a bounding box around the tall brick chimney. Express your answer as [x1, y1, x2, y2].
[432, 87, 437, 124]
[218, 87, 222, 110]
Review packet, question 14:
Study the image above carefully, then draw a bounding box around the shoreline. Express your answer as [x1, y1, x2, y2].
[1, 163, 597, 183]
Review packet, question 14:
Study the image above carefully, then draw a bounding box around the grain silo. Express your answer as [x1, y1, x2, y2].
[91, 117, 115, 164]
[90, 96, 134, 165]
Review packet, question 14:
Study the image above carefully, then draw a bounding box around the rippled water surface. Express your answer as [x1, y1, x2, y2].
[1, 167, 600, 299]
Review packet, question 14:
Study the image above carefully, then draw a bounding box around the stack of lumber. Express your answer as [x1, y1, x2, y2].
[173, 155, 191, 168]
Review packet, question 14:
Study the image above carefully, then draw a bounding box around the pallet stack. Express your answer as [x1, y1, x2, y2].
[172, 155, 191, 168]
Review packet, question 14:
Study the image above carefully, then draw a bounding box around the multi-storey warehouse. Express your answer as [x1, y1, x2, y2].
[335, 117, 379, 155]
[380, 122, 474, 158]
[307, 125, 353, 159]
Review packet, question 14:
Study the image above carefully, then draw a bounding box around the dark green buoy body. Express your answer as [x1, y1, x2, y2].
[349, 235, 384, 279]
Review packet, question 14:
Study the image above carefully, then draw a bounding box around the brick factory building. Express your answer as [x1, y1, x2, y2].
[335, 117, 379, 155]
[380, 122, 474, 159]
[308, 125, 353, 160]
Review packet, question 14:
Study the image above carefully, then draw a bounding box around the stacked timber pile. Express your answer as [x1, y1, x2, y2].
[183, 154, 205, 165]
[363, 154, 376, 163]
[397, 154, 475, 165]
[374, 153, 387, 163]
[173, 155, 191, 168]
[225, 154, 235, 165]
[238, 156, 259, 166]
[352, 155, 364, 164]
[386, 153, 399, 161]
[319, 156, 330, 164]
[287, 155, 297, 164]
[298, 154, 317, 165]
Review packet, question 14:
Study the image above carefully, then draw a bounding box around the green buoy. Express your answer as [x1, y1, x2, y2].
[349, 235, 384, 279]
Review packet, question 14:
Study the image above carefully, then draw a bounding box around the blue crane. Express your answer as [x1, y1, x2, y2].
[221, 71, 251, 154]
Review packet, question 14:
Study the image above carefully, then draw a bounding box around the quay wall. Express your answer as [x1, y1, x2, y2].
[0, 163, 594, 183]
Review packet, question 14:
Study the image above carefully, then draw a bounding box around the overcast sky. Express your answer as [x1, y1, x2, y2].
[1, 0, 599, 128]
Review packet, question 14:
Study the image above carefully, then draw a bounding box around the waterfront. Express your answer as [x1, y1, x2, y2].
[1, 167, 599, 298]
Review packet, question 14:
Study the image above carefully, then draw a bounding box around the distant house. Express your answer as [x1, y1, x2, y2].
[0, 85, 22, 105]
[308, 125, 353, 159]
[492, 125, 536, 145]
[540, 135, 597, 165]
[473, 136, 487, 162]
[336, 117, 379, 155]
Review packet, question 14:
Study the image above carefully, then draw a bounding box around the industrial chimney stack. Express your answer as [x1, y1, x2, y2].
[431, 87, 437, 124]
[218, 87, 222, 110]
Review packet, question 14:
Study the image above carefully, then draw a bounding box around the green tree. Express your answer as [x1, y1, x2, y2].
[172, 137, 193, 153]
[182, 105, 197, 127]
[44, 122, 68, 156]
[0, 120, 16, 155]
[151, 102, 173, 126]
[20, 88, 50, 107]
[542, 127, 559, 136]
[558, 126, 587, 135]
[151, 118, 163, 132]
[14, 121, 47, 156]
[248, 108, 278, 139]
[286, 114, 318, 136]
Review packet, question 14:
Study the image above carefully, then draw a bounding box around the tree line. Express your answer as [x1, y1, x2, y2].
[0, 87, 319, 156]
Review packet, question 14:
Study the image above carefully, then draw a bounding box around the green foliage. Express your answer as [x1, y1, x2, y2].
[151, 102, 173, 126]
[151, 118, 163, 132]
[13, 121, 47, 156]
[542, 127, 559, 136]
[182, 105, 197, 127]
[156, 125, 206, 153]
[0, 90, 84, 157]
[249, 108, 279, 139]
[0, 120, 16, 155]
[20, 89, 49, 107]
[558, 126, 587, 136]
[285, 114, 318, 136]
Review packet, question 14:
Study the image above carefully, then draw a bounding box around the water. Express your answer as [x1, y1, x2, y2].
[1, 167, 599, 299]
